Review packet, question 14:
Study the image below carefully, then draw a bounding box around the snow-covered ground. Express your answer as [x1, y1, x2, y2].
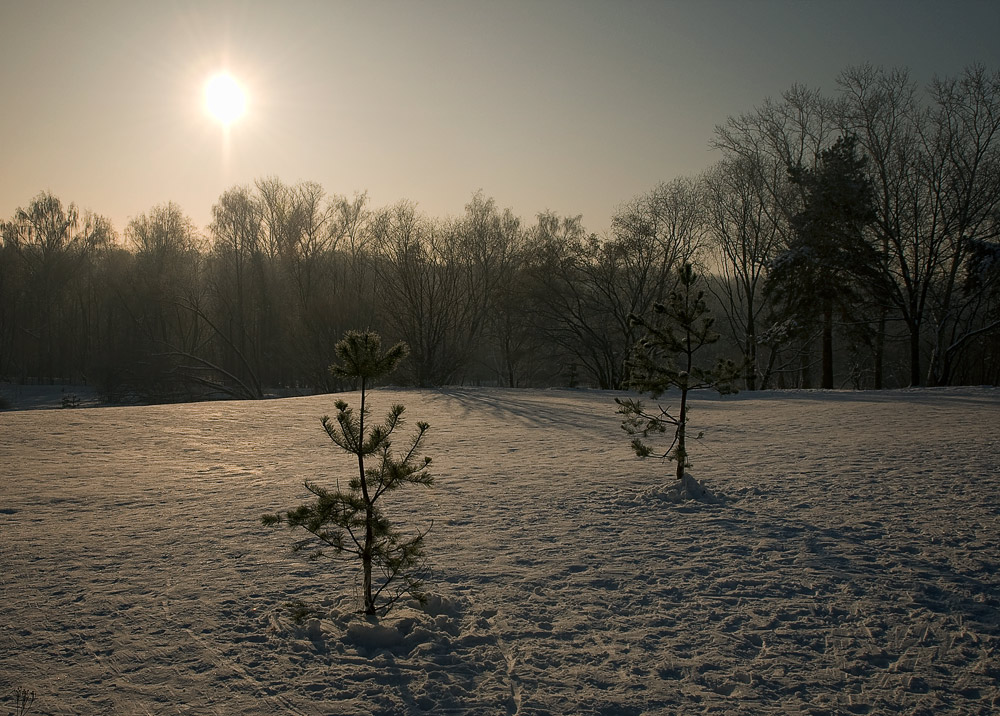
[2, 387, 999, 715]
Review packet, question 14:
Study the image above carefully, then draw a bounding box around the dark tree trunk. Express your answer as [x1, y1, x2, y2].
[822, 299, 834, 390]
[745, 302, 757, 391]
[873, 310, 886, 389]
[908, 322, 922, 387]
[357, 377, 376, 616]
[676, 386, 688, 481]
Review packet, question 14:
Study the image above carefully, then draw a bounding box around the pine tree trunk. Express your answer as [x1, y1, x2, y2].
[676, 333, 693, 481]
[363, 512, 375, 616]
[675, 386, 688, 481]
[357, 376, 376, 616]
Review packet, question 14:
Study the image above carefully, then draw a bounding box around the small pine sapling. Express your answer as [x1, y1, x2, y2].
[263, 330, 433, 617]
[616, 263, 739, 489]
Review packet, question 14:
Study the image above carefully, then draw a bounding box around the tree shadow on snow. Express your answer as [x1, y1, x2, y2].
[720, 505, 1000, 634]
[434, 388, 615, 435]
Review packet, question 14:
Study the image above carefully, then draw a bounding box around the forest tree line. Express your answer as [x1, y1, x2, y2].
[2, 65, 999, 402]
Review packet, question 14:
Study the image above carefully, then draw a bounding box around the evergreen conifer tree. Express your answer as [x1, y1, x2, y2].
[263, 330, 433, 617]
[616, 263, 739, 491]
[767, 135, 880, 389]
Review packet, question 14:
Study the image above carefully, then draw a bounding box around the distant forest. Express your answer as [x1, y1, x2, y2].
[2, 65, 998, 402]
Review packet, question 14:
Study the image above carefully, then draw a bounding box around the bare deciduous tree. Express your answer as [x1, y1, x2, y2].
[1, 192, 112, 382]
[713, 85, 837, 387]
[703, 156, 783, 389]
[527, 180, 703, 389]
[837, 64, 1000, 385]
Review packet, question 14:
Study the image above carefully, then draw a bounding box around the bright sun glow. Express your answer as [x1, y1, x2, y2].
[204, 72, 247, 126]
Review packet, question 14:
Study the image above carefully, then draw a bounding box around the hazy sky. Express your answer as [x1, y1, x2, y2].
[2, 0, 998, 237]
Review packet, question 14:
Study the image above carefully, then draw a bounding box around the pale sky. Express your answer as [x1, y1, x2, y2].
[1, 0, 998, 237]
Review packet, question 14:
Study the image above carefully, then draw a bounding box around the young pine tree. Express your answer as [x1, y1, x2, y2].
[262, 330, 433, 617]
[616, 263, 739, 489]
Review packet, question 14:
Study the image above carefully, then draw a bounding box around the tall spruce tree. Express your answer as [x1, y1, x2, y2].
[616, 263, 739, 490]
[767, 135, 880, 389]
[263, 330, 433, 617]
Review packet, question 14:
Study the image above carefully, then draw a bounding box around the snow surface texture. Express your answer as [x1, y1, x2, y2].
[2, 387, 999, 715]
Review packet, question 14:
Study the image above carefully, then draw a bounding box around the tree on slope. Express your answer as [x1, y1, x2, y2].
[616, 263, 739, 492]
[263, 330, 433, 616]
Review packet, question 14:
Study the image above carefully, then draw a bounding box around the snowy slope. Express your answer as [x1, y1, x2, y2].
[2, 387, 999, 715]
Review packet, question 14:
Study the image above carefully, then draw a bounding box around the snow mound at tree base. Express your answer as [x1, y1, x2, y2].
[265, 592, 475, 657]
[254, 591, 515, 709]
[638, 473, 726, 505]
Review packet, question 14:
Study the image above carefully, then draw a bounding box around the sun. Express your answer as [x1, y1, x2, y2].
[204, 72, 247, 126]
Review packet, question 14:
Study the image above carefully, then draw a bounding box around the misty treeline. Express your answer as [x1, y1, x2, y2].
[2, 65, 999, 401]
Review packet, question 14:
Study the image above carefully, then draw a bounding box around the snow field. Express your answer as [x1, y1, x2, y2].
[1, 387, 999, 714]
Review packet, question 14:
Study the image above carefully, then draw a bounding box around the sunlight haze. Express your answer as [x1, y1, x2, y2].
[1, 0, 998, 235]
